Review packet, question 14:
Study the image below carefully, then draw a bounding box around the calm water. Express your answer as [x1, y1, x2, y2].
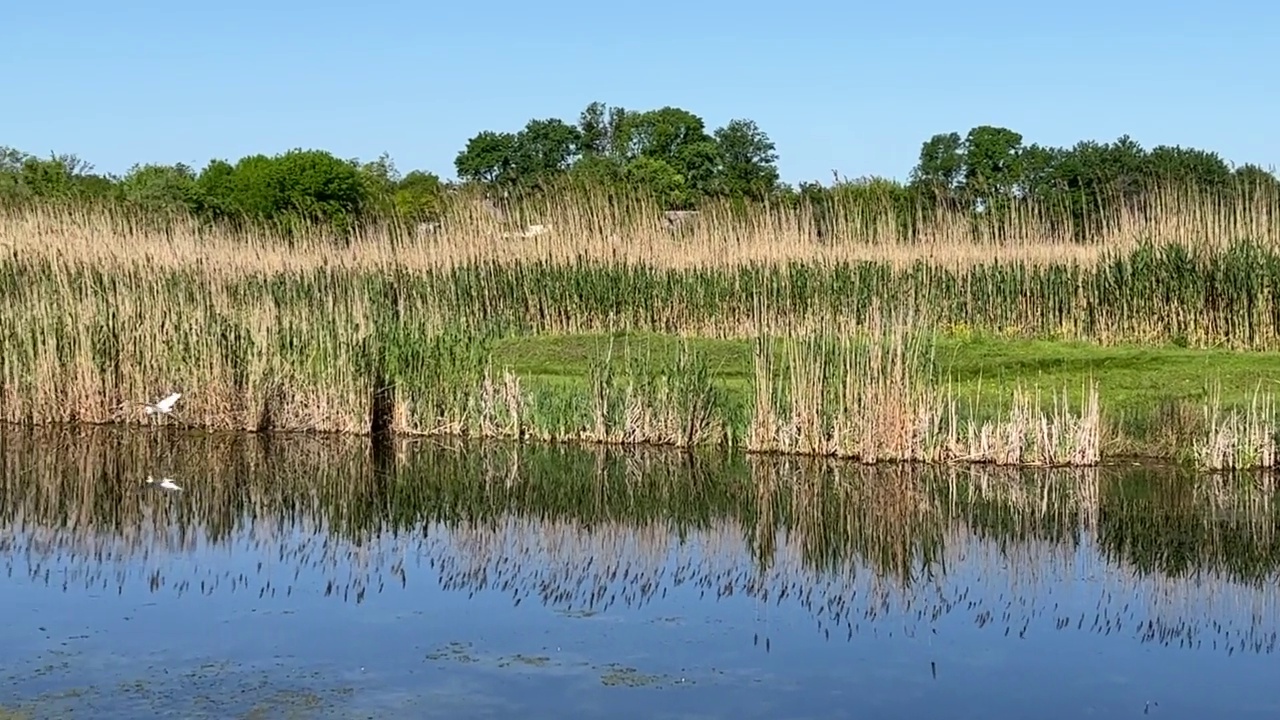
[0, 428, 1277, 719]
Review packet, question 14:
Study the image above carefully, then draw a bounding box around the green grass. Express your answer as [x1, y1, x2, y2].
[492, 331, 1280, 403]
[5, 237, 1280, 465]
[490, 330, 1280, 457]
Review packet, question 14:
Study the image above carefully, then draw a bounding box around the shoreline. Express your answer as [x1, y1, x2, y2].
[6, 205, 1280, 471]
[2, 328, 1278, 469]
[0, 386, 1259, 473]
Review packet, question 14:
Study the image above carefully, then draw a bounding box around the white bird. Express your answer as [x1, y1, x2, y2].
[146, 475, 182, 491]
[144, 392, 182, 418]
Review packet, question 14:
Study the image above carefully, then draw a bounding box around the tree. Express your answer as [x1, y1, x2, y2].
[577, 102, 633, 161]
[713, 119, 780, 200]
[614, 107, 720, 206]
[1015, 143, 1063, 200]
[909, 132, 965, 196]
[1043, 136, 1150, 228]
[624, 157, 691, 209]
[120, 163, 199, 216]
[358, 152, 402, 216]
[220, 153, 283, 220]
[618, 107, 710, 164]
[1233, 164, 1280, 197]
[193, 159, 238, 220]
[272, 148, 368, 229]
[0, 150, 115, 204]
[961, 125, 1024, 205]
[190, 149, 368, 231]
[393, 170, 446, 222]
[566, 153, 625, 189]
[510, 118, 582, 186]
[1145, 145, 1232, 192]
[454, 131, 518, 187]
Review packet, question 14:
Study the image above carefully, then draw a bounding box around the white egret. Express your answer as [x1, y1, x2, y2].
[144, 392, 182, 419]
[145, 475, 182, 491]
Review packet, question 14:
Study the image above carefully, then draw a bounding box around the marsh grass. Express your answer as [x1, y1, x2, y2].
[0, 253, 1234, 468]
[747, 311, 1102, 466]
[6, 184, 1277, 273]
[4, 190, 1280, 347]
[1196, 384, 1280, 471]
[948, 382, 1102, 467]
[1, 188, 1279, 465]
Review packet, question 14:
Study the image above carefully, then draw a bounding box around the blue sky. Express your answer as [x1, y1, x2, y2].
[3, 0, 1276, 185]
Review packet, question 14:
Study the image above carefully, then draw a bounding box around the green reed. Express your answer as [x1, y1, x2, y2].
[10, 239, 1280, 347]
[2, 239, 1279, 465]
[302, 241, 1280, 346]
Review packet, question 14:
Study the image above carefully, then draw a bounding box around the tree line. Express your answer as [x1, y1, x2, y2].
[2, 100, 1276, 237]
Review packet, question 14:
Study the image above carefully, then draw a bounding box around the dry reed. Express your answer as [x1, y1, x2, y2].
[1, 188, 1278, 466]
[747, 311, 1102, 466]
[1197, 384, 1279, 470]
[3, 186, 1276, 273]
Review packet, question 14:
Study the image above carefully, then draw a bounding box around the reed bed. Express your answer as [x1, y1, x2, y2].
[0, 277, 1102, 465]
[4, 185, 1277, 273]
[2, 190, 1279, 467]
[7, 210, 1280, 346]
[1, 429, 1278, 654]
[746, 312, 1102, 465]
[1195, 385, 1280, 472]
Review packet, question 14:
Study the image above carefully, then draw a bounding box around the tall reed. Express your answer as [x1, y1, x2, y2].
[747, 311, 1102, 466]
[5, 184, 1276, 273]
[8, 212, 1280, 347]
[1, 188, 1277, 465]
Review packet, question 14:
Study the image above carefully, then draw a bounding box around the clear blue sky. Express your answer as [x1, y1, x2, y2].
[3, 0, 1276, 185]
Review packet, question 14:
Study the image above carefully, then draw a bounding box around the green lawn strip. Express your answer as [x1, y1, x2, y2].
[489, 331, 1280, 444]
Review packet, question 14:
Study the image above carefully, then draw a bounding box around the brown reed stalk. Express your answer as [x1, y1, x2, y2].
[3, 185, 1276, 275]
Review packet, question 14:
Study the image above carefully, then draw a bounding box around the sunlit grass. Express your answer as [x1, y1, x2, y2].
[1, 188, 1279, 466]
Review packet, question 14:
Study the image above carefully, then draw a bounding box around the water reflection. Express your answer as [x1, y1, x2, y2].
[0, 427, 1277, 718]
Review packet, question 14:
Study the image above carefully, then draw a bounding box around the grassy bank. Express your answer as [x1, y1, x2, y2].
[2, 197, 1280, 468]
[492, 331, 1280, 440]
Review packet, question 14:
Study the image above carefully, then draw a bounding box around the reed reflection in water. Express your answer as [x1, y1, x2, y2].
[0, 427, 1277, 719]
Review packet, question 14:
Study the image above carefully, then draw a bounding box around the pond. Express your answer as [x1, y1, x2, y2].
[0, 427, 1276, 718]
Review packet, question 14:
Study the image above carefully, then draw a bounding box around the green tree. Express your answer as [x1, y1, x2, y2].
[357, 152, 401, 216]
[616, 107, 719, 206]
[1145, 145, 1232, 192]
[713, 119, 780, 200]
[1233, 164, 1280, 197]
[120, 163, 199, 216]
[193, 159, 238, 220]
[0, 150, 116, 204]
[190, 149, 367, 231]
[624, 156, 691, 209]
[909, 132, 965, 195]
[961, 125, 1025, 206]
[393, 170, 446, 222]
[511, 118, 582, 185]
[618, 107, 710, 163]
[566, 152, 625, 189]
[577, 101, 632, 159]
[272, 148, 369, 229]
[454, 131, 518, 187]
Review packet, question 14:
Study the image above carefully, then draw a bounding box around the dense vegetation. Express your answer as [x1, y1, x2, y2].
[3, 102, 1280, 468]
[3, 100, 1277, 236]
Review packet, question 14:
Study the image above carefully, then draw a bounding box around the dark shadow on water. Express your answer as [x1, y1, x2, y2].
[0, 426, 1278, 718]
